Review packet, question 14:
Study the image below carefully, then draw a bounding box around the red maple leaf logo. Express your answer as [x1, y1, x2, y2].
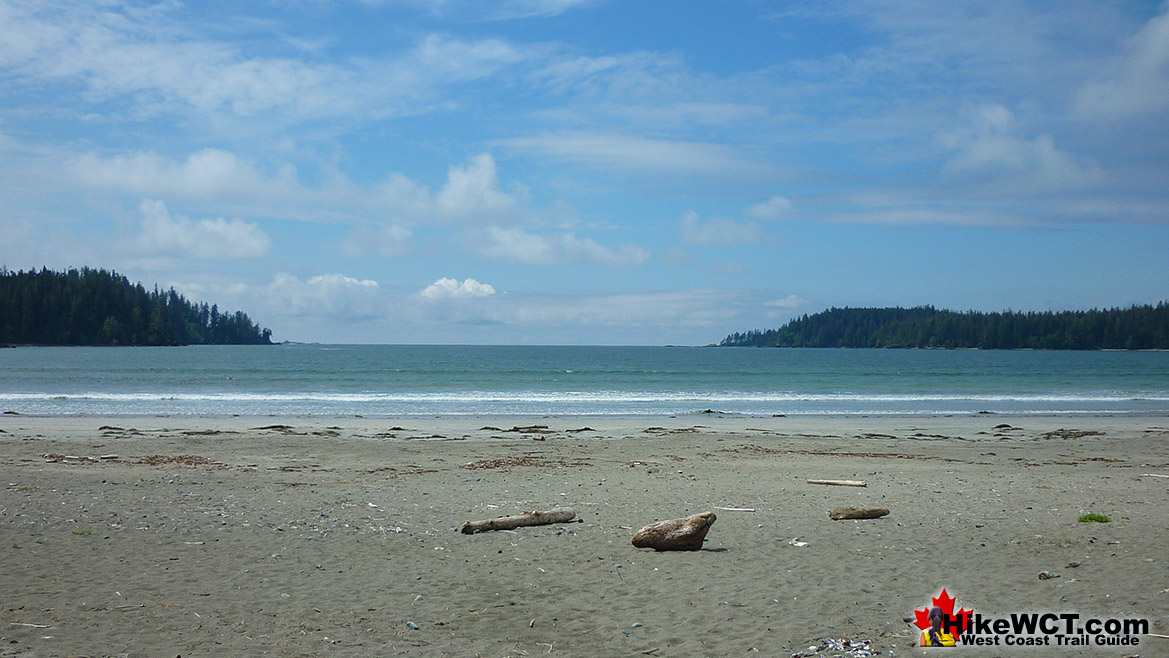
[913, 588, 971, 639]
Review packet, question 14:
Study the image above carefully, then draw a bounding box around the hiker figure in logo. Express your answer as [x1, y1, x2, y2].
[920, 606, 957, 647]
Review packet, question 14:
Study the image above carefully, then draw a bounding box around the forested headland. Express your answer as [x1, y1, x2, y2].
[720, 304, 1169, 350]
[1, 267, 273, 346]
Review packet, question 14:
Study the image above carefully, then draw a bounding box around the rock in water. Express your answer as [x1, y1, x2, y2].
[631, 512, 716, 551]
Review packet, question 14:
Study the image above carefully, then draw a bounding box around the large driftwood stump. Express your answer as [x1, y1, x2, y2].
[631, 512, 716, 551]
[460, 507, 576, 534]
[828, 506, 890, 520]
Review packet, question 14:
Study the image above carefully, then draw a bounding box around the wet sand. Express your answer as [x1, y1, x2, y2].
[1, 415, 1167, 657]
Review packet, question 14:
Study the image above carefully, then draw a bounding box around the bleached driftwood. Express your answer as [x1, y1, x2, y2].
[807, 479, 867, 487]
[460, 507, 576, 534]
[632, 512, 716, 551]
[828, 506, 889, 520]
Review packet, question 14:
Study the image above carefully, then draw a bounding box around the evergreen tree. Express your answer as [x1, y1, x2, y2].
[719, 304, 1169, 350]
[0, 267, 273, 346]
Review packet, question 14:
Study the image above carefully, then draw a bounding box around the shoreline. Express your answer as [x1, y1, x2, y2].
[2, 415, 1167, 656]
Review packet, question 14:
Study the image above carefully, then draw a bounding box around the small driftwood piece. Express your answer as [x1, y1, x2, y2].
[632, 512, 716, 551]
[829, 506, 890, 520]
[460, 507, 576, 534]
[808, 479, 867, 487]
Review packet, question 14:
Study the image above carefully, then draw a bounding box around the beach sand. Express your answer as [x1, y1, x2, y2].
[1, 415, 1167, 657]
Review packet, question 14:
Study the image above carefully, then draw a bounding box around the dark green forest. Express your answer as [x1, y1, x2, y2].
[1, 267, 273, 346]
[720, 304, 1169, 350]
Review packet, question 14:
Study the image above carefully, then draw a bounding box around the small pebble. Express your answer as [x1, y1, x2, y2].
[406, 621, 420, 630]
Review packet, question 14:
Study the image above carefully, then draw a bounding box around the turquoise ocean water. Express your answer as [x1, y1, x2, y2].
[1, 344, 1168, 417]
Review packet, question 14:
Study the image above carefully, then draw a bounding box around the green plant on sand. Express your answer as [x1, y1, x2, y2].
[1077, 513, 1111, 523]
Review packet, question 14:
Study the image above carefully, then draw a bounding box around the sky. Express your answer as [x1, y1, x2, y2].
[1, 0, 1168, 345]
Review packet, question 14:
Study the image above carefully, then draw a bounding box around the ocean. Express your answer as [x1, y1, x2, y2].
[2, 344, 1168, 417]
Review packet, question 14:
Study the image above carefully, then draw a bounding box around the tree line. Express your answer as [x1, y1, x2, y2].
[719, 304, 1169, 350]
[1, 267, 273, 346]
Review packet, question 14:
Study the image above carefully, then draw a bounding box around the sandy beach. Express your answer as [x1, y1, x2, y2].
[1, 414, 1167, 657]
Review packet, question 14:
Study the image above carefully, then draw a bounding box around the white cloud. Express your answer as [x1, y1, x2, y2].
[679, 210, 763, 246]
[419, 277, 497, 301]
[74, 149, 296, 202]
[265, 272, 382, 319]
[766, 294, 808, 309]
[0, 3, 532, 126]
[0, 2, 352, 119]
[135, 199, 270, 260]
[529, 50, 685, 97]
[69, 149, 540, 229]
[1074, 7, 1169, 119]
[467, 226, 649, 266]
[493, 0, 599, 19]
[362, 0, 597, 20]
[375, 173, 433, 219]
[435, 153, 521, 220]
[941, 104, 1099, 190]
[745, 196, 794, 220]
[403, 34, 526, 87]
[608, 102, 771, 128]
[496, 289, 743, 328]
[497, 132, 776, 179]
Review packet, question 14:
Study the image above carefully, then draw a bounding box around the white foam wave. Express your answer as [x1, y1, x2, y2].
[3, 390, 1167, 404]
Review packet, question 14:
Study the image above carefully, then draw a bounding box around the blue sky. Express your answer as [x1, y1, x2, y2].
[1, 0, 1167, 344]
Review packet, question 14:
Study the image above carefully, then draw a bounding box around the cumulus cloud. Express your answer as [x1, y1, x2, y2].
[265, 272, 382, 319]
[1074, 8, 1169, 119]
[679, 210, 763, 246]
[136, 199, 270, 260]
[419, 277, 497, 301]
[467, 226, 649, 266]
[435, 153, 521, 220]
[941, 104, 1099, 190]
[745, 195, 794, 220]
[374, 173, 433, 219]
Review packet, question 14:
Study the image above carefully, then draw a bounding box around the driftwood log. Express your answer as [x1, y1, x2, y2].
[460, 507, 576, 534]
[631, 512, 716, 551]
[828, 506, 890, 520]
[807, 479, 867, 487]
